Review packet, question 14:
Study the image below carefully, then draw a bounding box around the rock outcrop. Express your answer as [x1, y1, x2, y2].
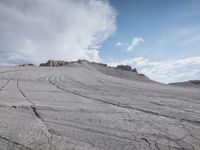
[132, 68, 138, 73]
[40, 60, 69, 66]
[40, 59, 108, 67]
[19, 64, 35, 67]
[116, 65, 138, 73]
[116, 65, 132, 71]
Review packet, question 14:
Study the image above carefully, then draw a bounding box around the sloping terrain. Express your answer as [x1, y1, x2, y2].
[0, 62, 200, 150]
[170, 80, 200, 88]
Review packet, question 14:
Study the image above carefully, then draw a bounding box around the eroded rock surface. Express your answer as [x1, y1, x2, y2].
[116, 65, 132, 71]
[19, 64, 35, 67]
[0, 64, 200, 150]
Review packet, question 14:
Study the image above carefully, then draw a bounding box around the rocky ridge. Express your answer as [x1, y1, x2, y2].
[39, 59, 138, 72]
[169, 80, 200, 87]
[0, 61, 200, 149]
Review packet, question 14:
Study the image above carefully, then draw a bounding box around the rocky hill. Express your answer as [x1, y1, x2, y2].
[0, 61, 199, 150]
[40, 60, 69, 66]
[39, 60, 147, 81]
[19, 63, 35, 67]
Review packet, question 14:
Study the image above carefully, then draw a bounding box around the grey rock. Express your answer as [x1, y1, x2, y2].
[40, 60, 69, 66]
[132, 68, 137, 73]
[0, 62, 199, 150]
[19, 64, 35, 67]
[116, 65, 132, 71]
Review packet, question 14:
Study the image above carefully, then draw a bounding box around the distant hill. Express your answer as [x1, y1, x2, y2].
[169, 80, 200, 87]
[19, 63, 35, 67]
[39, 59, 150, 82]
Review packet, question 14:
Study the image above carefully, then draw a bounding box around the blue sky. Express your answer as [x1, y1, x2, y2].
[99, 0, 200, 83]
[0, 0, 200, 83]
[101, 0, 200, 62]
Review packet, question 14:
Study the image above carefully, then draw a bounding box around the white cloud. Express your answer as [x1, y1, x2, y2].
[115, 42, 122, 46]
[0, 0, 116, 65]
[108, 56, 200, 83]
[127, 37, 144, 52]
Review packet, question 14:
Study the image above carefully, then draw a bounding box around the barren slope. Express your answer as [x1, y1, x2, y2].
[0, 63, 200, 150]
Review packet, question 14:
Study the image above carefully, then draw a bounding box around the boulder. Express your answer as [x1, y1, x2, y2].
[132, 68, 137, 73]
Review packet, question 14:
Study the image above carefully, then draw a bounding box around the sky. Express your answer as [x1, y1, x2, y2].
[0, 0, 200, 83]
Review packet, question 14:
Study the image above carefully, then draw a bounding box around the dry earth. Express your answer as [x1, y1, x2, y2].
[0, 61, 200, 150]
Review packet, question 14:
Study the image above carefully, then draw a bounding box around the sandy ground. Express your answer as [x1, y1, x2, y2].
[0, 62, 199, 150]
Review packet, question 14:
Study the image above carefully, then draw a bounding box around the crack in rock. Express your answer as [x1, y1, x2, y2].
[0, 135, 31, 149]
[48, 76, 200, 127]
[16, 74, 54, 149]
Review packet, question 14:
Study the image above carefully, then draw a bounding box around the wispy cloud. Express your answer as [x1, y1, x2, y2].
[183, 36, 200, 45]
[127, 37, 144, 52]
[0, 0, 117, 65]
[115, 42, 122, 46]
[108, 56, 200, 83]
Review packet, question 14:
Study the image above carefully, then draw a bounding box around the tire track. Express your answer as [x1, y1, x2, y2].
[0, 69, 20, 75]
[45, 120, 135, 142]
[42, 71, 199, 150]
[0, 135, 31, 149]
[16, 76, 35, 106]
[48, 75, 200, 127]
[0, 71, 18, 91]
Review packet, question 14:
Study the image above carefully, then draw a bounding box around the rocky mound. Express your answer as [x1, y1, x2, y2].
[40, 59, 108, 67]
[40, 60, 136, 72]
[40, 60, 69, 66]
[1, 62, 200, 149]
[116, 65, 137, 73]
[39, 59, 149, 81]
[116, 65, 132, 71]
[19, 64, 35, 67]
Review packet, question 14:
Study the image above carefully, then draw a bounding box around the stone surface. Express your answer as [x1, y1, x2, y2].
[116, 65, 132, 71]
[0, 64, 200, 150]
[40, 60, 69, 66]
[19, 64, 35, 67]
[132, 68, 137, 73]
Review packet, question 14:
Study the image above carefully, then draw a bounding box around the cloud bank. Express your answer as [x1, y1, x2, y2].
[109, 56, 200, 83]
[0, 0, 116, 65]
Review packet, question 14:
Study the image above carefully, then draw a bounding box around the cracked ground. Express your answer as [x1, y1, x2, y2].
[0, 63, 200, 150]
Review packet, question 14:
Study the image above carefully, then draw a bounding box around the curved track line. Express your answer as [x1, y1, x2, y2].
[48, 75, 200, 127]
[0, 71, 18, 91]
[0, 135, 31, 149]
